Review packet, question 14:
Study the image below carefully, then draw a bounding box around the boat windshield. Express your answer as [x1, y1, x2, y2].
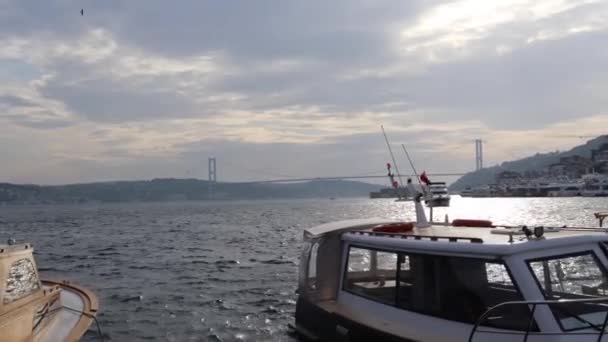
[344, 246, 534, 330]
[3, 258, 40, 304]
[299, 240, 319, 293]
[527, 252, 608, 331]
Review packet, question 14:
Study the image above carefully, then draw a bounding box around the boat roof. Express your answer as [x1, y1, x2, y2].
[303, 218, 399, 239]
[0, 243, 33, 256]
[305, 219, 608, 256]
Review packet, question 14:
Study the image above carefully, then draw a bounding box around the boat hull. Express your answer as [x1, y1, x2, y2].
[293, 296, 415, 342]
[425, 197, 450, 207]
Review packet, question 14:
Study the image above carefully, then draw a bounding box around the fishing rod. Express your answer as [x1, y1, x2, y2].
[401, 144, 423, 189]
[401, 143, 437, 221]
[380, 125, 405, 198]
[401, 144, 433, 210]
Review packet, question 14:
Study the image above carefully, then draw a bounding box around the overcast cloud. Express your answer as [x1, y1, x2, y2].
[1, 0, 608, 184]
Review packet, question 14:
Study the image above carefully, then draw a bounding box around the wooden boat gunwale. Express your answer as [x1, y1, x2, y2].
[41, 279, 99, 341]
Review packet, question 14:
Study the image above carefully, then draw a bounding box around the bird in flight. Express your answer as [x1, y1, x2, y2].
[80, 9, 84, 16]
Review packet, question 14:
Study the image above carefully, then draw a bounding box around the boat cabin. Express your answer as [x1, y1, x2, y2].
[0, 243, 54, 342]
[295, 218, 608, 341]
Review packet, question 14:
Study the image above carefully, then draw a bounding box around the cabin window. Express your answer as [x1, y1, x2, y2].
[397, 255, 532, 330]
[343, 246, 533, 330]
[486, 263, 513, 285]
[344, 247, 398, 305]
[4, 258, 40, 304]
[528, 252, 608, 331]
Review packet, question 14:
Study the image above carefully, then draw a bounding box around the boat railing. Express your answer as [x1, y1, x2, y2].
[349, 231, 483, 243]
[469, 297, 608, 342]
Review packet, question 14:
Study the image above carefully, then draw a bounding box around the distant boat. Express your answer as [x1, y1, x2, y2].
[581, 174, 608, 197]
[369, 187, 401, 199]
[461, 174, 608, 198]
[460, 185, 499, 197]
[547, 181, 584, 197]
[425, 181, 451, 207]
[394, 197, 411, 202]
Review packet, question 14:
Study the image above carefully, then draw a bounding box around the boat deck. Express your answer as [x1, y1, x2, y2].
[39, 280, 98, 342]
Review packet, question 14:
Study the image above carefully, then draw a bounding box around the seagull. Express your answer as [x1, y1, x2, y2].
[80, 9, 84, 16]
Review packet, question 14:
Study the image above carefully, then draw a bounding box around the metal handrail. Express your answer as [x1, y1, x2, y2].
[493, 224, 608, 233]
[349, 231, 483, 243]
[468, 297, 608, 342]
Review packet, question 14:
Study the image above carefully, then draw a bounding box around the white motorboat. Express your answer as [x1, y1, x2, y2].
[460, 185, 499, 197]
[0, 241, 99, 342]
[547, 181, 584, 197]
[425, 182, 451, 207]
[292, 198, 608, 341]
[581, 174, 608, 197]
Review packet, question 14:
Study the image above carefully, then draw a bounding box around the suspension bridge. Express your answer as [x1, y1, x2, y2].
[228, 173, 467, 185]
[204, 137, 485, 197]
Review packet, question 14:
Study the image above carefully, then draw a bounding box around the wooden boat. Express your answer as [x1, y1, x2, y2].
[292, 198, 608, 341]
[0, 242, 98, 342]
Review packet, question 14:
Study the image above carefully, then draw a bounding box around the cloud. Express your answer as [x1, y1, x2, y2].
[0, 88, 75, 129]
[0, 0, 608, 184]
[397, 0, 606, 63]
[0, 94, 36, 107]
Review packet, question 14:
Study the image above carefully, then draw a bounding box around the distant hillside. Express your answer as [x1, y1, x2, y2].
[0, 178, 380, 204]
[450, 135, 608, 191]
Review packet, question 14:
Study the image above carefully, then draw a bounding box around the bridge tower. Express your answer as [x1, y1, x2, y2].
[475, 139, 483, 171]
[208, 157, 216, 199]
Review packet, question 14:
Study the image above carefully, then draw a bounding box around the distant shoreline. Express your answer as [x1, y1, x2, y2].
[0, 178, 380, 205]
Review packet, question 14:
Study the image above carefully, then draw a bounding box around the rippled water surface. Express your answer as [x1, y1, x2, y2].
[0, 196, 607, 341]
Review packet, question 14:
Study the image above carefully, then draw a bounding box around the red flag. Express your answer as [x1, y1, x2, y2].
[392, 181, 399, 188]
[386, 163, 391, 170]
[420, 171, 430, 185]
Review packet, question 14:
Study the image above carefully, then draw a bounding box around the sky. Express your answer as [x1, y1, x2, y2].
[1, 0, 608, 184]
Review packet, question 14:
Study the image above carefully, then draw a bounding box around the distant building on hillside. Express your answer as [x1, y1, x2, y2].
[592, 143, 608, 161]
[495, 170, 522, 185]
[522, 169, 542, 179]
[546, 155, 593, 178]
[592, 143, 608, 174]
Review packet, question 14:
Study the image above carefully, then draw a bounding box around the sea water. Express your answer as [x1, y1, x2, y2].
[0, 196, 605, 341]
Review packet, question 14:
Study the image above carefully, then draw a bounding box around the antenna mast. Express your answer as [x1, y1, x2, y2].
[401, 144, 434, 222]
[401, 144, 423, 188]
[381, 126, 405, 194]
